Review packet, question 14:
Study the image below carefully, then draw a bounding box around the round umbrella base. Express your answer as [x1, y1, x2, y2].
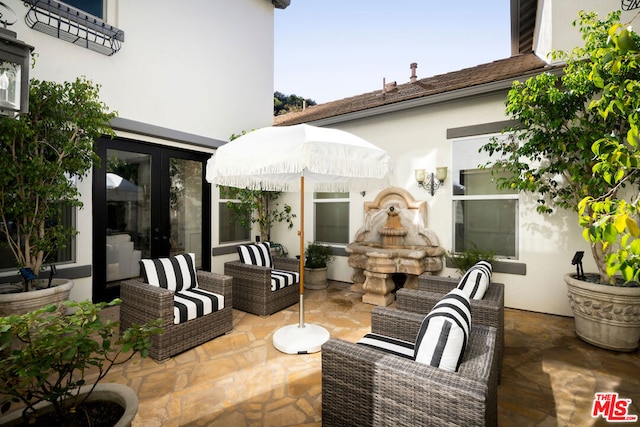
[273, 323, 330, 354]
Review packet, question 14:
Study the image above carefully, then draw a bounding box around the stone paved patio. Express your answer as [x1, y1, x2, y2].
[94, 281, 640, 426]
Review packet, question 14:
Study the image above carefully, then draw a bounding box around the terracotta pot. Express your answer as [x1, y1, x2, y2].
[564, 273, 640, 352]
[0, 383, 138, 427]
[0, 279, 74, 316]
[304, 267, 328, 290]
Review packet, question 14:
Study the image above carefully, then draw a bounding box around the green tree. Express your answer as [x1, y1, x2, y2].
[0, 78, 116, 282]
[274, 91, 316, 115]
[479, 11, 639, 283]
[579, 12, 640, 284]
[223, 131, 296, 243]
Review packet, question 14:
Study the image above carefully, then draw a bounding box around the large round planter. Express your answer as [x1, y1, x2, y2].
[0, 279, 74, 316]
[304, 267, 328, 290]
[564, 273, 640, 352]
[0, 383, 138, 427]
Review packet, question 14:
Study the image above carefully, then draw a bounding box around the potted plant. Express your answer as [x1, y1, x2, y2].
[304, 241, 335, 290]
[447, 243, 496, 276]
[480, 10, 640, 351]
[0, 77, 115, 314]
[0, 299, 162, 426]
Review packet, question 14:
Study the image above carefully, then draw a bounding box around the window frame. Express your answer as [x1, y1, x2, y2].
[217, 186, 251, 245]
[451, 134, 520, 259]
[313, 192, 350, 246]
[0, 203, 76, 272]
[61, 0, 104, 18]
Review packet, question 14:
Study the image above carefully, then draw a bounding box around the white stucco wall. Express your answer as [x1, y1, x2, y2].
[2, 0, 276, 301]
[261, 89, 597, 317]
[535, 0, 638, 64]
[8, 0, 275, 140]
[328, 95, 594, 317]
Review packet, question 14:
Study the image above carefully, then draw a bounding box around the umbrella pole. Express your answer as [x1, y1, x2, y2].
[299, 174, 305, 328]
[271, 173, 330, 354]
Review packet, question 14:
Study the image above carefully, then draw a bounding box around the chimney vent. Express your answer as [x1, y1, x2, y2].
[410, 62, 418, 82]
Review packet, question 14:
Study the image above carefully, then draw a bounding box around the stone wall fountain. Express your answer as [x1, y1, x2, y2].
[346, 187, 444, 306]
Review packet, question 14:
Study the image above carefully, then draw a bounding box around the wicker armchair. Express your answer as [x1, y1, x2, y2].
[224, 255, 299, 316]
[396, 274, 505, 381]
[322, 306, 498, 427]
[120, 271, 233, 362]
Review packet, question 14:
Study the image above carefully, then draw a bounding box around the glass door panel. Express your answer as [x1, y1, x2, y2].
[169, 158, 203, 268]
[93, 137, 211, 303]
[105, 149, 151, 283]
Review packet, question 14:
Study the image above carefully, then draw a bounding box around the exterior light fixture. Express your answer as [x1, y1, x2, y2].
[0, 3, 35, 117]
[415, 166, 448, 196]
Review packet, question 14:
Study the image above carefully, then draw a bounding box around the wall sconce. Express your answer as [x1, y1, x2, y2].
[0, 5, 35, 117]
[415, 167, 448, 196]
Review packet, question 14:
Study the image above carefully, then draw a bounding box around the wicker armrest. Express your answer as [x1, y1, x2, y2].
[224, 260, 271, 283]
[120, 279, 174, 324]
[417, 274, 505, 303]
[272, 256, 300, 273]
[397, 284, 504, 323]
[322, 324, 498, 427]
[197, 271, 233, 301]
[370, 306, 425, 342]
[417, 274, 459, 293]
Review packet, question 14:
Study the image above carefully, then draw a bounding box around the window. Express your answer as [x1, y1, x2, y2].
[24, 0, 124, 56]
[314, 192, 349, 245]
[452, 135, 518, 258]
[0, 204, 74, 271]
[63, 0, 103, 18]
[218, 186, 250, 244]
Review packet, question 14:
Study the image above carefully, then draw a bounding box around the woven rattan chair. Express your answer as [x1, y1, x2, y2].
[224, 254, 299, 316]
[120, 270, 233, 362]
[322, 306, 498, 427]
[396, 274, 505, 381]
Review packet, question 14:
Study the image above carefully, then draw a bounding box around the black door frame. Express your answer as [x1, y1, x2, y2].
[92, 136, 211, 303]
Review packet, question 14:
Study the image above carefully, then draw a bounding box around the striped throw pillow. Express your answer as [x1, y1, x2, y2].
[457, 260, 492, 300]
[237, 242, 273, 268]
[139, 253, 198, 291]
[414, 288, 471, 372]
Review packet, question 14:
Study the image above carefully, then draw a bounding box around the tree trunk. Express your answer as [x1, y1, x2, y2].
[590, 241, 609, 284]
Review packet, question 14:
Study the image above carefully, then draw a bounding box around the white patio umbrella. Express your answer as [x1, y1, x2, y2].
[206, 124, 391, 354]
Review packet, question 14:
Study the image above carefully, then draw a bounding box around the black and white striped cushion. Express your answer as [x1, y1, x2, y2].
[357, 333, 414, 359]
[140, 253, 198, 291]
[173, 288, 224, 324]
[237, 242, 273, 268]
[414, 288, 471, 372]
[457, 260, 492, 300]
[270, 269, 299, 291]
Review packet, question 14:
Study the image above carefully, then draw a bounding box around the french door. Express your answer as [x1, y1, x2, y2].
[93, 137, 211, 302]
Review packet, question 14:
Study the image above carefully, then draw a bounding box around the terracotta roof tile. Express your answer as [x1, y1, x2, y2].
[274, 54, 550, 126]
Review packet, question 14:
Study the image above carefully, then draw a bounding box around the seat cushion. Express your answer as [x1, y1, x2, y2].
[237, 242, 273, 268]
[140, 253, 198, 291]
[414, 288, 471, 372]
[357, 333, 414, 359]
[457, 260, 492, 300]
[173, 288, 225, 325]
[271, 269, 299, 291]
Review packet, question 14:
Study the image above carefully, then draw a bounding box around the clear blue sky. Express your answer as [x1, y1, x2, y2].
[274, 0, 511, 104]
